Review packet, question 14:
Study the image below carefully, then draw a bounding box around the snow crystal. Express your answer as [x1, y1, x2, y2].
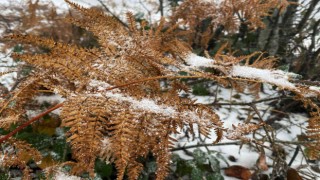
[231, 66, 297, 90]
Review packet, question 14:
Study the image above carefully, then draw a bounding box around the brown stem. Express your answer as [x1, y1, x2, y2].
[103, 75, 203, 91]
[0, 103, 63, 144]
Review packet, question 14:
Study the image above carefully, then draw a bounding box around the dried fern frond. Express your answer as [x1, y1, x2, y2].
[171, 0, 289, 49]
[226, 123, 263, 141]
[0, 114, 21, 130]
[60, 96, 108, 177]
[1, 138, 42, 169]
[0, 73, 41, 124]
[4, 0, 320, 179]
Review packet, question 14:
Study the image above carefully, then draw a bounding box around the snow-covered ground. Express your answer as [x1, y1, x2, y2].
[173, 83, 318, 179]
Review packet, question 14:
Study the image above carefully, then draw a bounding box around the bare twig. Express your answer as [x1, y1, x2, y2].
[250, 104, 273, 144]
[171, 141, 242, 151]
[288, 145, 300, 166]
[171, 139, 310, 152]
[211, 95, 288, 106]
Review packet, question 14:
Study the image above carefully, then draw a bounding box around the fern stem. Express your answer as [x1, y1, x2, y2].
[0, 103, 63, 144]
[103, 75, 204, 91]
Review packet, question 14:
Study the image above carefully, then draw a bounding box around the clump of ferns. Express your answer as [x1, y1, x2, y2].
[1, 0, 320, 179]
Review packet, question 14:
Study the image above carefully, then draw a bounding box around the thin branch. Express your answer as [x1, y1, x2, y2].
[171, 140, 310, 152]
[288, 145, 300, 167]
[0, 103, 63, 144]
[103, 75, 267, 92]
[210, 95, 288, 106]
[171, 141, 242, 151]
[292, 79, 320, 86]
[250, 104, 274, 144]
[103, 75, 205, 91]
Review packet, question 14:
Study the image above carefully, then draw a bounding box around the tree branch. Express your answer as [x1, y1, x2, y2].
[0, 103, 63, 144]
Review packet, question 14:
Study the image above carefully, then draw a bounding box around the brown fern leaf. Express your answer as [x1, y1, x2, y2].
[60, 96, 108, 177]
[127, 162, 144, 180]
[1, 138, 42, 169]
[306, 116, 320, 159]
[127, 12, 137, 33]
[226, 123, 263, 141]
[151, 121, 176, 180]
[0, 114, 21, 130]
[0, 74, 41, 123]
[172, 0, 289, 49]
[65, 0, 127, 47]
[107, 110, 138, 180]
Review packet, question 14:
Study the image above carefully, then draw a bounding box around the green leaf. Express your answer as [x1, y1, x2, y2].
[0, 172, 10, 180]
[207, 155, 220, 172]
[192, 84, 210, 96]
[13, 44, 23, 53]
[206, 173, 224, 180]
[95, 159, 113, 178]
[191, 167, 203, 180]
[175, 159, 194, 176]
[193, 148, 207, 165]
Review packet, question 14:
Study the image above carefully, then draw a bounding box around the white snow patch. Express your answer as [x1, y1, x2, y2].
[231, 66, 297, 90]
[105, 92, 176, 116]
[54, 170, 81, 180]
[310, 86, 320, 91]
[35, 94, 65, 104]
[183, 53, 298, 91]
[185, 53, 215, 67]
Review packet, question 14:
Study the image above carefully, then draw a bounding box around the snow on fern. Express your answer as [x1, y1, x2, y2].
[105, 92, 176, 116]
[226, 123, 262, 140]
[54, 170, 81, 180]
[185, 53, 215, 67]
[231, 66, 297, 90]
[184, 52, 298, 90]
